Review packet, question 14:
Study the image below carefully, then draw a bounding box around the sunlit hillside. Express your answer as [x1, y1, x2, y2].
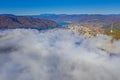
[105, 30, 120, 40]
[104, 22, 120, 40]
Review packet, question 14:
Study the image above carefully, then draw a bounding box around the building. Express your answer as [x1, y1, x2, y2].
[68, 24, 104, 38]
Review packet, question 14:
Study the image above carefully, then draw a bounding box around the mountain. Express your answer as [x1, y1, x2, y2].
[32, 14, 120, 28]
[0, 14, 58, 29]
[32, 14, 120, 23]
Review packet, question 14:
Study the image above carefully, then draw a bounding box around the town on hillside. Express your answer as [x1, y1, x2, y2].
[67, 24, 104, 38]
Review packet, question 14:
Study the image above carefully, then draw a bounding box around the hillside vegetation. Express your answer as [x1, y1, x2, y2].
[104, 21, 120, 40]
[105, 30, 120, 40]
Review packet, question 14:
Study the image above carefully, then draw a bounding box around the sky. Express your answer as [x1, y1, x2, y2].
[0, 0, 120, 15]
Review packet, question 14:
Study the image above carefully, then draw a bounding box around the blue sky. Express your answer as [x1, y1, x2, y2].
[0, 0, 120, 15]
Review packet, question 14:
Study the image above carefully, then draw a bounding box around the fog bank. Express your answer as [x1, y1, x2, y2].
[0, 29, 120, 80]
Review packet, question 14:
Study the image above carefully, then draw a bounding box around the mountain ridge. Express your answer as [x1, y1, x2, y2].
[0, 14, 58, 29]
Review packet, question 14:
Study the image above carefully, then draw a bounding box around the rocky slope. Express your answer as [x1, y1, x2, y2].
[0, 14, 58, 29]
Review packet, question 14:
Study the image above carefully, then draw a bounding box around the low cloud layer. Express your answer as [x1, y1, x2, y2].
[0, 29, 120, 80]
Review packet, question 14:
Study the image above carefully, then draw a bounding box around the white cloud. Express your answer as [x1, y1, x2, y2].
[0, 29, 120, 80]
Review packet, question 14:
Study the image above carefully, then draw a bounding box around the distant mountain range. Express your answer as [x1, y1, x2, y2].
[32, 14, 120, 22]
[32, 14, 120, 29]
[0, 14, 120, 31]
[0, 14, 57, 29]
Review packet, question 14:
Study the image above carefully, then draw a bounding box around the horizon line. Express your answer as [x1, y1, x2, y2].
[0, 13, 120, 16]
